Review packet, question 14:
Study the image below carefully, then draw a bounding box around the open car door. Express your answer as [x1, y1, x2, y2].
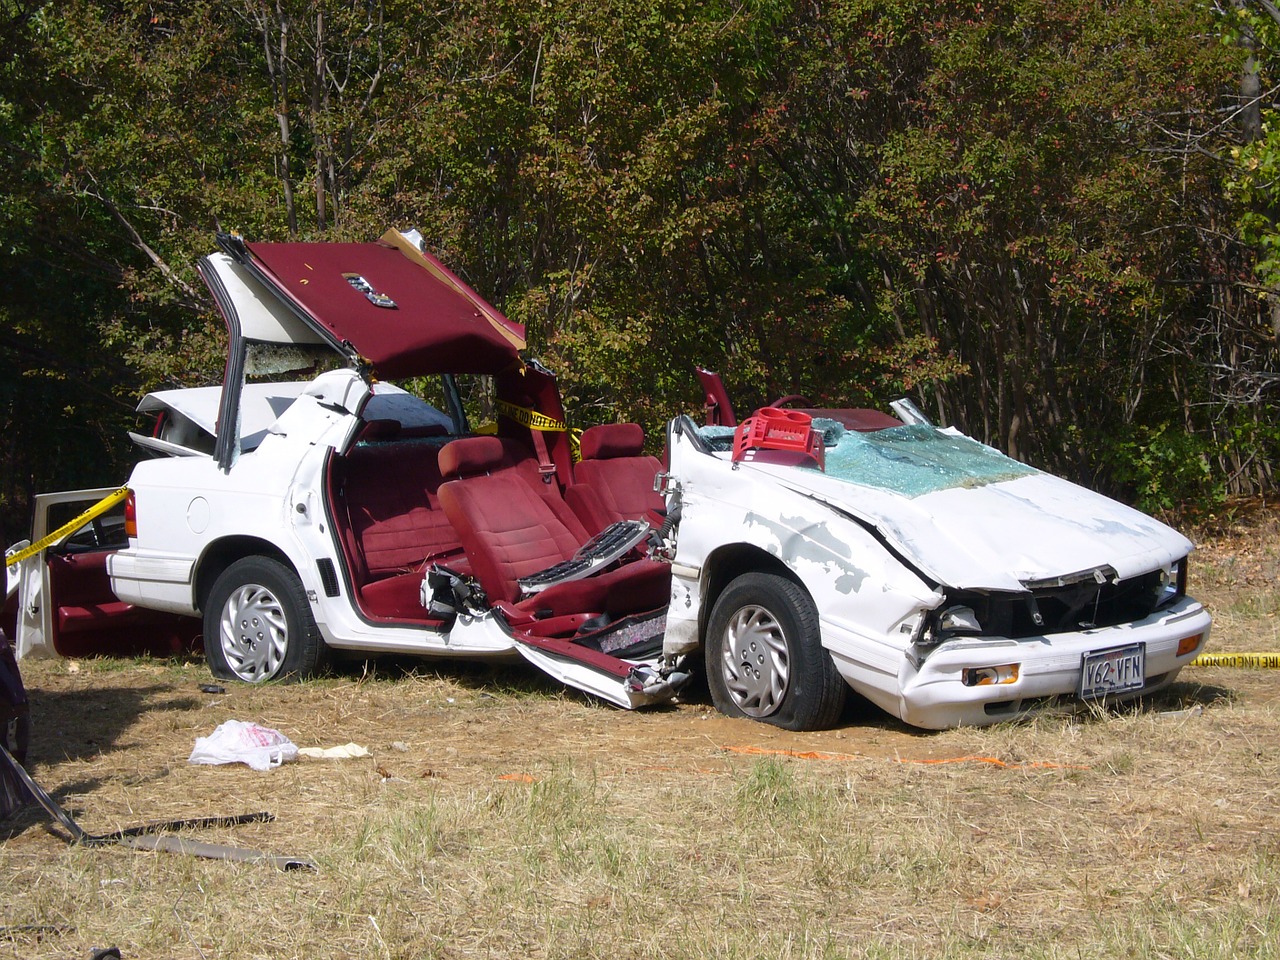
[11, 489, 199, 660]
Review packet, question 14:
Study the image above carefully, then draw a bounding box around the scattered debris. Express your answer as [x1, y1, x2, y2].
[198, 684, 226, 695]
[1157, 704, 1205, 719]
[0, 743, 315, 871]
[297, 743, 370, 759]
[188, 720, 297, 771]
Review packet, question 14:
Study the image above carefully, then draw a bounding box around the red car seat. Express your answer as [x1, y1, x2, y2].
[436, 437, 669, 619]
[566, 424, 665, 535]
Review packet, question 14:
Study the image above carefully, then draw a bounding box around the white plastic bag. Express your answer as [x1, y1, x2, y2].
[189, 720, 298, 771]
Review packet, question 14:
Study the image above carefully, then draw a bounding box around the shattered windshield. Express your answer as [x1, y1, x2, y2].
[698, 420, 1037, 497]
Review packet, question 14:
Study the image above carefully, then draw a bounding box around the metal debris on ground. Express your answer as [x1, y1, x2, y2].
[0, 742, 316, 871]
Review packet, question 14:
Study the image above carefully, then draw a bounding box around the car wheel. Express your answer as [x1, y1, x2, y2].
[203, 556, 327, 683]
[705, 572, 846, 731]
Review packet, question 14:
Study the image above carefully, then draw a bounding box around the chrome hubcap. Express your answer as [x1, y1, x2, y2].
[720, 604, 789, 717]
[219, 583, 288, 682]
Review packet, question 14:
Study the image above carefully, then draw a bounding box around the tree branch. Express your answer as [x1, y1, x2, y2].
[79, 184, 204, 308]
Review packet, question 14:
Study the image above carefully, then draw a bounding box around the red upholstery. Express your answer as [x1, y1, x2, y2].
[331, 438, 463, 621]
[437, 434, 503, 476]
[437, 438, 582, 601]
[580, 422, 645, 460]
[437, 437, 668, 617]
[359, 419, 402, 442]
[46, 552, 196, 657]
[526, 559, 670, 620]
[567, 424, 665, 534]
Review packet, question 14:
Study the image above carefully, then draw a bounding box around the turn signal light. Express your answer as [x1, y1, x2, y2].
[1176, 633, 1203, 657]
[962, 664, 1020, 687]
[123, 490, 137, 538]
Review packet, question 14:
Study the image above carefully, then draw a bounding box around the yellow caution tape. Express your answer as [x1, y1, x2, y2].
[1189, 652, 1280, 669]
[495, 400, 566, 432]
[495, 401, 582, 461]
[4, 487, 129, 568]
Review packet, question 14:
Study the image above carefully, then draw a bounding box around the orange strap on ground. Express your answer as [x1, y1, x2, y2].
[721, 744, 1089, 771]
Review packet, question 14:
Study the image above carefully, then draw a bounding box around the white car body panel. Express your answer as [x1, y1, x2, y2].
[663, 417, 1211, 728]
[109, 367, 524, 663]
[768, 466, 1190, 590]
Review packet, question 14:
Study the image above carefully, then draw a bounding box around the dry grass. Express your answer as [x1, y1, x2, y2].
[4, 504, 1280, 959]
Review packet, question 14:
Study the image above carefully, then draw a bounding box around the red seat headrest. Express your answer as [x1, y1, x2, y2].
[359, 419, 402, 441]
[439, 436, 505, 479]
[579, 423, 645, 461]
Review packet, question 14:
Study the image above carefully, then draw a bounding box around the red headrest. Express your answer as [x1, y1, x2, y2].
[359, 419, 401, 441]
[439, 436, 505, 479]
[579, 423, 645, 461]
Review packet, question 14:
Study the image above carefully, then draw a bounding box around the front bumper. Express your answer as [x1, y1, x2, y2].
[837, 597, 1212, 730]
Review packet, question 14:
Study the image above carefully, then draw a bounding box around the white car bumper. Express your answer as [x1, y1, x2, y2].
[830, 597, 1212, 730]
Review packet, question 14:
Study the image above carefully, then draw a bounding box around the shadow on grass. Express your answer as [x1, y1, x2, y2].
[337, 652, 572, 696]
[25, 683, 201, 765]
[1130, 677, 1237, 714]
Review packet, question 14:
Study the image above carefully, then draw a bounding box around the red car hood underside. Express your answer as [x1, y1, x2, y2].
[243, 230, 525, 378]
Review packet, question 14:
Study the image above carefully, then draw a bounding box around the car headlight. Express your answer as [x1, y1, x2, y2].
[916, 604, 985, 647]
[1156, 557, 1188, 609]
[962, 663, 1020, 686]
[940, 605, 981, 633]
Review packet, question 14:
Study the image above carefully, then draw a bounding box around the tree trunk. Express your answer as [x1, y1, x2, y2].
[313, 7, 326, 231]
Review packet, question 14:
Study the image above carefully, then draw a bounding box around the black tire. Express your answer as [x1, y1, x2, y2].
[203, 556, 328, 683]
[705, 572, 846, 731]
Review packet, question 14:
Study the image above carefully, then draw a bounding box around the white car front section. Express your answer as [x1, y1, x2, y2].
[888, 596, 1210, 728]
[662, 416, 1211, 728]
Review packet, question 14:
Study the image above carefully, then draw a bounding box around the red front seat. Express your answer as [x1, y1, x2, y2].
[567, 423, 666, 535]
[436, 437, 669, 618]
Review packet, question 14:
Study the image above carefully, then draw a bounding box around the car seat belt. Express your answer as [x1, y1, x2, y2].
[529, 425, 556, 484]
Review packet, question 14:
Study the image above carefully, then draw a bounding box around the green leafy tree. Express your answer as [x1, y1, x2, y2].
[1, 0, 1275, 532]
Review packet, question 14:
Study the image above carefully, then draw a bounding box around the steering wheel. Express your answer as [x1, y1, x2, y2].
[769, 394, 812, 409]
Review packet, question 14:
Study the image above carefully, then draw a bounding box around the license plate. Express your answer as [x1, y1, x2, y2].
[1080, 643, 1146, 699]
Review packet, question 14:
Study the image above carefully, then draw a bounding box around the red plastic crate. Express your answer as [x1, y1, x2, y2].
[731, 407, 825, 469]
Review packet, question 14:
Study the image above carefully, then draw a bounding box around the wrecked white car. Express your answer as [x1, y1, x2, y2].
[661, 385, 1212, 729]
[28, 230, 684, 710]
[7, 230, 1210, 731]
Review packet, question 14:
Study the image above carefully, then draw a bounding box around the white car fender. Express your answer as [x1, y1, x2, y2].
[663, 428, 940, 663]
